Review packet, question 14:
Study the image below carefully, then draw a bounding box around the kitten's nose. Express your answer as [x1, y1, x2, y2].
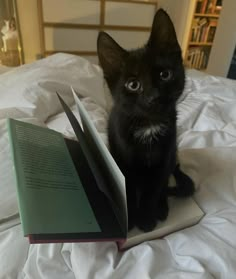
[147, 89, 159, 105]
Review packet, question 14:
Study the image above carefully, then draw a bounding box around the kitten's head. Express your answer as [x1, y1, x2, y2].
[97, 9, 184, 115]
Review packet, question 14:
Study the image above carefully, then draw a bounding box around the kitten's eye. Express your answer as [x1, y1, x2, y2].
[160, 70, 173, 81]
[125, 78, 142, 93]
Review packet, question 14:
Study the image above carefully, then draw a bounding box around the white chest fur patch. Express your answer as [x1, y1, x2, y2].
[134, 124, 167, 143]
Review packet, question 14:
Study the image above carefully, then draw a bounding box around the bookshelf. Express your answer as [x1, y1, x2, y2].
[185, 0, 223, 71]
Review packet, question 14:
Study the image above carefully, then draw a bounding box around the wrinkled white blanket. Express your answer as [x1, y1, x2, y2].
[0, 54, 236, 279]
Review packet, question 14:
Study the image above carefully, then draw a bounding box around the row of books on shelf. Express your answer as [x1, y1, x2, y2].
[186, 47, 210, 70]
[191, 18, 217, 43]
[195, 0, 222, 14]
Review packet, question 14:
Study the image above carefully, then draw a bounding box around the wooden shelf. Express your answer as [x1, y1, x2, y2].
[189, 42, 213, 46]
[194, 13, 220, 18]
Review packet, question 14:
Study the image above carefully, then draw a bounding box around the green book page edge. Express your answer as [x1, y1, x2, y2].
[7, 118, 101, 235]
[72, 88, 128, 233]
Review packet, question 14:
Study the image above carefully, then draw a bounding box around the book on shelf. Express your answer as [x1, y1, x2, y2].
[200, 0, 209, 13]
[186, 47, 210, 70]
[191, 18, 217, 43]
[198, 0, 218, 14]
[207, 20, 217, 42]
[207, 26, 216, 42]
[191, 17, 208, 43]
[8, 87, 204, 250]
[195, 0, 204, 13]
[206, 0, 217, 14]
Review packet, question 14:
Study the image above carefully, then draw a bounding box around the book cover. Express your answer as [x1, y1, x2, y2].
[119, 196, 204, 250]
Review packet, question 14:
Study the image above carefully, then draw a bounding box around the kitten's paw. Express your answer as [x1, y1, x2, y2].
[136, 214, 157, 232]
[184, 177, 195, 197]
[168, 183, 195, 197]
[171, 167, 195, 197]
[156, 200, 169, 221]
[168, 178, 195, 197]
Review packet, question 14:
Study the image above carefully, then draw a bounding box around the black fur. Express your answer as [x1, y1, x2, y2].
[97, 9, 195, 232]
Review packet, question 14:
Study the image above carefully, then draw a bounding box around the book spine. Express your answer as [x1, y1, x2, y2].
[29, 235, 126, 244]
[207, 26, 217, 42]
[206, 0, 213, 14]
[201, 0, 208, 13]
[201, 26, 208, 42]
[211, 0, 217, 14]
[187, 46, 211, 70]
[195, 0, 203, 13]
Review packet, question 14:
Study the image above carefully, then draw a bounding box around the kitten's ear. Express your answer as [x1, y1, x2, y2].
[97, 32, 127, 80]
[148, 9, 180, 50]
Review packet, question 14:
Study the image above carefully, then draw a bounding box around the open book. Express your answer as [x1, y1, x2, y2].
[8, 88, 204, 250]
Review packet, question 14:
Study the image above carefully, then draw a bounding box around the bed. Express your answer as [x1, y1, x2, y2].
[1, 53, 236, 278]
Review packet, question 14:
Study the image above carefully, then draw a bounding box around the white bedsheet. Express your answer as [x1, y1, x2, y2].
[0, 65, 13, 75]
[0, 54, 236, 279]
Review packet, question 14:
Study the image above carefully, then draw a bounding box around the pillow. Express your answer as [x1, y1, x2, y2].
[0, 53, 107, 122]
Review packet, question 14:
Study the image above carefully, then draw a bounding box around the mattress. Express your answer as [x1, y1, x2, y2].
[0, 53, 236, 279]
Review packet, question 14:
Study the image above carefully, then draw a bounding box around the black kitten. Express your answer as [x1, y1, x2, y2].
[97, 9, 195, 232]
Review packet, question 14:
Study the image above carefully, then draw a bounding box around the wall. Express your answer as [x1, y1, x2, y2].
[207, 0, 236, 77]
[157, 0, 195, 57]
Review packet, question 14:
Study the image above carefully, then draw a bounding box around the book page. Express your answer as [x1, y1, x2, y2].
[72, 88, 128, 233]
[8, 119, 101, 235]
[15, 124, 78, 190]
